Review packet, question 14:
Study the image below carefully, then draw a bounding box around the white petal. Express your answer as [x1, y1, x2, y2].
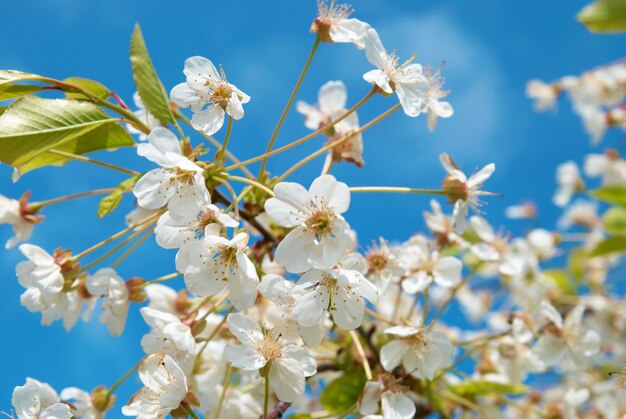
[309, 175, 350, 214]
[265, 182, 312, 227]
[227, 313, 264, 346]
[224, 344, 267, 370]
[275, 228, 316, 273]
[184, 56, 220, 82]
[433, 256, 462, 287]
[191, 105, 225, 136]
[380, 340, 409, 371]
[318, 81, 347, 114]
[363, 69, 392, 94]
[467, 163, 495, 188]
[133, 169, 173, 210]
[382, 392, 416, 419]
[269, 358, 305, 402]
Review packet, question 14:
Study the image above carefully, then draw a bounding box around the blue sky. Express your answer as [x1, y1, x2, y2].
[1, 0, 625, 412]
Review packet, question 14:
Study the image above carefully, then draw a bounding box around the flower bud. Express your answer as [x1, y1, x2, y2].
[90, 385, 116, 413]
[126, 277, 148, 303]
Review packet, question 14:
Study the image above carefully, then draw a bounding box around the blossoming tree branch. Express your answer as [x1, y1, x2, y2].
[2, 1, 626, 418]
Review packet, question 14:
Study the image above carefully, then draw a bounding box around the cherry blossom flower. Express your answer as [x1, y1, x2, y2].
[398, 239, 462, 294]
[140, 307, 196, 375]
[310, 0, 370, 46]
[16, 244, 71, 327]
[86, 268, 130, 336]
[553, 161, 583, 208]
[423, 199, 467, 247]
[126, 92, 163, 140]
[469, 216, 510, 262]
[154, 204, 238, 249]
[223, 313, 317, 402]
[361, 28, 429, 117]
[259, 274, 326, 346]
[584, 150, 626, 185]
[439, 153, 495, 233]
[176, 230, 259, 310]
[292, 263, 378, 330]
[170, 56, 250, 135]
[12, 378, 72, 419]
[0, 194, 40, 249]
[133, 127, 209, 219]
[504, 201, 537, 220]
[122, 354, 188, 419]
[265, 174, 353, 273]
[363, 239, 404, 293]
[296, 80, 364, 166]
[533, 301, 600, 368]
[423, 65, 454, 131]
[358, 374, 416, 419]
[60, 387, 101, 419]
[379, 326, 454, 380]
[526, 79, 560, 111]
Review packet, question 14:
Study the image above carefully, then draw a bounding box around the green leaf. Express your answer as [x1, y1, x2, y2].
[130, 24, 173, 123]
[0, 106, 6, 116]
[320, 372, 366, 415]
[590, 235, 626, 256]
[0, 96, 134, 176]
[98, 175, 141, 218]
[63, 77, 110, 100]
[0, 70, 45, 86]
[544, 269, 575, 294]
[448, 381, 528, 397]
[0, 84, 44, 101]
[603, 207, 626, 234]
[578, 0, 626, 33]
[589, 185, 626, 207]
[568, 247, 588, 283]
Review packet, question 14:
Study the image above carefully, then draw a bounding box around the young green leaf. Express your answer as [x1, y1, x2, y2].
[448, 381, 528, 397]
[590, 235, 626, 256]
[63, 77, 111, 100]
[589, 185, 626, 207]
[578, 0, 626, 33]
[603, 207, 626, 234]
[0, 96, 134, 176]
[320, 372, 366, 414]
[98, 174, 142, 218]
[0, 84, 44, 101]
[130, 24, 174, 123]
[0, 70, 45, 86]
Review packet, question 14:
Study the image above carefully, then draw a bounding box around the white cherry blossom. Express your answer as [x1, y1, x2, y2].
[223, 313, 317, 402]
[399, 239, 462, 294]
[584, 150, 626, 185]
[358, 374, 416, 419]
[133, 127, 209, 219]
[310, 0, 370, 47]
[126, 92, 162, 140]
[265, 174, 353, 273]
[362, 28, 429, 117]
[439, 152, 495, 233]
[170, 56, 250, 135]
[122, 354, 188, 419]
[533, 301, 600, 368]
[155, 204, 238, 249]
[0, 194, 38, 249]
[380, 326, 454, 380]
[176, 230, 259, 310]
[86, 268, 130, 336]
[553, 161, 583, 207]
[423, 66, 454, 131]
[292, 263, 378, 330]
[140, 307, 196, 375]
[12, 378, 72, 419]
[60, 387, 101, 419]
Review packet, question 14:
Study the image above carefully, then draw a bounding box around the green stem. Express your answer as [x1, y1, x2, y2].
[349, 187, 447, 195]
[226, 87, 376, 173]
[79, 220, 156, 272]
[110, 226, 154, 268]
[30, 188, 115, 210]
[214, 365, 233, 419]
[183, 404, 200, 419]
[215, 116, 233, 163]
[106, 355, 147, 400]
[140, 272, 182, 289]
[73, 211, 161, 261]
[47, 149, 139, 176]
[258, 36, 321, 178]
[224, 175, 274, 197]
[277, 103, 401, 181]
[263, 374, 270, 419]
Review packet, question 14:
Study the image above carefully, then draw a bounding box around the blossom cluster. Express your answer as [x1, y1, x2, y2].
[1, 1, 625, 418]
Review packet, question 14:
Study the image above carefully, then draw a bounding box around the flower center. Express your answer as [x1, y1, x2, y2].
[257, 333, 284, 361]
[305, 210, 335, 238]
[211, 82, 233, 109]
[367, 252, 388, 273]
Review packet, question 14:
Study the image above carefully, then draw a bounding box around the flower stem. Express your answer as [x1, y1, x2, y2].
[349, 187, 447, 195]
[349, 330, 372, 380]
[214, 365, 233, 419]
[79, 220, 156, 272]
[140, 272, 182, 288]
[197, 306, 233, 356]
[258, 36, 321, 178]
[277, 103, 401, 181]
[320, 153, 334, 175]
[215, 116, 233, 163]
[73, 211, 161, 261]
[110, 226, 154, 268]
[224, 175, 274, 197]
[422, 288, 430, 324]
[47, 149, 140, 176]
[263, 374, 270, 419]
[30, 188, 115, 210]
[225, 87, 377, 173]
[183, 404, 201, 419]
[105, 355, 147, 400]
